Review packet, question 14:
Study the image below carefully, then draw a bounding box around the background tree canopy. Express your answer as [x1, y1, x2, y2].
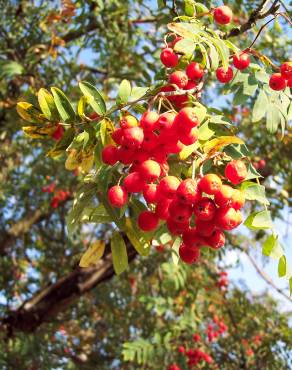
[0, 0, 291, 369]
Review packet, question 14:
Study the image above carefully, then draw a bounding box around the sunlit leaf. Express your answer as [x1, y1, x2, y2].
[79, 240, 106, 267]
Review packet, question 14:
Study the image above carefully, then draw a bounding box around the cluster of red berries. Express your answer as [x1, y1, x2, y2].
[206, 316, 228, 342]
[216, 271, 229, 289]
[103, 107, 247, 264]
[269, 62, 292, 90]
[42, 183, 71, 208]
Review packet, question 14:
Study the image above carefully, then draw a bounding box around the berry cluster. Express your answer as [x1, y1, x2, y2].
[103, 106, 246, 264]
[269, 62, 292, 90]
[216, 271, 229, 289]
[42, 182, 71, 208]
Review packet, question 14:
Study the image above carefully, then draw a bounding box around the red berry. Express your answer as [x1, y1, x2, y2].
[179, 127, 198, 145]
[108, 185, 128, 208]
[167, 218, 189, 235]
[122, 127, 144, 148]
[216, 66, 234, 83]
[141, 131, 158, 151]
[186, 62, 204, 80]
[287, 78, 292, 87]
[140, 111, 159, 131]
[216, 207, 242, 230]
[214, 184, 234, 207]
[143, 183, 158, 204]
[182, 228, 206, 248]
[195, 219, 215, 237]
[214, 5, 233, 25]
[280, 62, 292, 80]
[117, 146, 135, 165]
[169, 70, 188, 89]
[207, 229, 225, 249]
[231, 189, 245, 210]
[193, 197, 216, 221]
[174, 107, 199, 131]
[123, 172, 145, 193]
[168, 200, 193, 223]
[157, 176, 181, 199]
[101, 145, 118, 165]
[225, 160, 247, 185]
[139, 160, 161, 182]
[133, 150, 150, 166]
[52, 125, 64, 141]
[157, 112, 177, 135]
[176, 179, 201, 204]
[179, 243, 200, 264]
[269, 73, 287, 91]
[112, 128, 124, 145]
[233, 53, 250, 70]
[137, 211, 159, 231]
[162, 139, 184, 155]
[119, 115, 138, 129]
[199, 174, 222, 195]
[160, 48, 179, 68]
[169, 364, 181, 370]
[178, 346, 185, 354]
[155, 198, 172, 220]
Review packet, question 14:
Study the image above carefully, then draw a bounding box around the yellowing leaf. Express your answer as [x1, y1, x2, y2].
[167, 22, 201, 40]
[17, 102, 46, 124]
[100, 119, 115, 145]
[80, 151, 94, 173]
[179, 141, 199, 160]
[79, 240, 106, 268]
[65, 149, 82, 170]
[125, 218, 150, 257]
[204, 136, 244, 156]
[22, 124, 56, 138]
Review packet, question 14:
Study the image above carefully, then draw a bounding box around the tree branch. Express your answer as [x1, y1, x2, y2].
[224, 0, 281, 39]
[1, 238, 137, 336]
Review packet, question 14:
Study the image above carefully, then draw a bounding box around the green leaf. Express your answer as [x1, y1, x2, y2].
[241, 181, 269, 205]
[129, 86, 149, 101]
[198, 122, 214, 141]
[0, 60, 24, 79]
[289, 277, 292, 296]
[244, 210, 273, 230]
[224, 144, 250, 159]
[125, 218, 150, 256]
[193, 102, 207, 123]
[51, 87, 76, 122]
[38, 88, 60, 121]
[171, 237, 181, 265]
[79, 81, 106, 115]
[245, 162, 262, 180]
[179, 141, 199, 160]
[117, 79, 132, 104]
[252, 90, 268, 122]
[262, 234, 283, 259]
[47, 127, 75, 157]
[266, 104, 281, 133]
[206, 42, 219, 70]
[184, 0, 195, 16]
[212, 38, 229, 71]
[80, 204, 112, 223]
[243, 75, 258, 96]
[278, 255, 287, 278]
[111, 232, 128, 275]
[174, 38, 196, 55]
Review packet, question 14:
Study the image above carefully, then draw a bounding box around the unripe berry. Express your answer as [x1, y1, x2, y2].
[280, 62, 292, 80]
[157, 112, 177, 135]
[193, 197, 216, 221]
[214, 184, 234, 207]
[269, 73, 287, 91]
[108, 185, 128, 208]
[155, 198, 172, 220]
[140, 111, 159, 131]
[168, 200, 193, 223]
[176, 179, 201, 204]
[186, 62, 204, 80]
[207, 229, 225, 249]
[167, 218, 189, 235]
[143, 183, 158, 204]
[195, 219, 215, 237]
[216, 66, 234, 83]
[179, 127, 198, 145]
[233, 53, 250, 70]
[122, 127, 144, 148]
[157, 176, 181, 199]
[101, 145, 118, 165]
[119, 115, 138, 129]
[137, 211, 159, 231]
[169, 70, 188, 89]
[231, 189, 245, 210]
[141, 131, 158, 151]
[139, 160, 161, 182]
[216, 207, 242, 230]
[174, 107, 199, 131]
[214, 6, 233, 25]
[179, 243, 200, 264]
[112, 128, 124, 145]
[225, 160, 247, 185]
[117, 146, 135, 165]
[199, 174, 222, 195]
[123, 172, 145, 193]
[160, 48, 179, 68]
